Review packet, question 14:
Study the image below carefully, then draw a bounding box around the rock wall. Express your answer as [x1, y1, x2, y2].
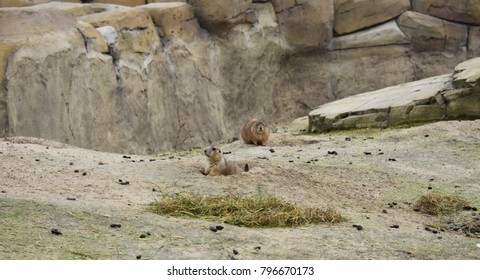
[1, 0, 479, 154]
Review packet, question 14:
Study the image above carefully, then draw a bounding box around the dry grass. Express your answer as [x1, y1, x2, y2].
[415, 193, 468, 216]
[149, 194, 346, 227]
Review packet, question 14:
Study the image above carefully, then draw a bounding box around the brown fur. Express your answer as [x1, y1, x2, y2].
[203, 146, 244, 176]
[241, 118, 270, 146]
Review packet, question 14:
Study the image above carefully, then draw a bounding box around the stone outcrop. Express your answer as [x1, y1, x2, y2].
[330, 20, 409, 50]
[187, 0, 253, 37]
[334, 0, 410, 35]
[397, 11, 468, 52]
[140, 2, 200, 42]
[274, 0, 334, 50]
[307, 57, 480, 132]
[413, 0, 480, 25]
[1, 1, 480, 154]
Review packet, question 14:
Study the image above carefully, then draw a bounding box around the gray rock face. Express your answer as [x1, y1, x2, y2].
[308, 57, 480, 132]
[1, 1, 479, 154]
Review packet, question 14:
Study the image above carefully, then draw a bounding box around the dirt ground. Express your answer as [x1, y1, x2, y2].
[1, 120, 479, 260]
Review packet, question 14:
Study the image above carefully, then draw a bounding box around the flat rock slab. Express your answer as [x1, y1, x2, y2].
[308, 57, 480, 133]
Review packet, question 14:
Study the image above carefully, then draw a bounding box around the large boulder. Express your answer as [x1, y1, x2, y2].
[307, 57, 480, 132]
[397, 11, 468, 53]
[187, 0, 253, 36]
[413, 0, 480, 25]
[274, 0, 334, 50]
[140, 2, 200, 42]
[334, 0, 410, 35]
[87, 0, 146, 7]
[330, 20, 409, 50]
[78, 8, 160, 59]
[0, 0, 80, 7]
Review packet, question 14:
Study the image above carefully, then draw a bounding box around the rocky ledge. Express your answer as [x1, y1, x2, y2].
[308, 57, 480, 133]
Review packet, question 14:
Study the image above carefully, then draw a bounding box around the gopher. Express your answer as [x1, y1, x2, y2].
[202, 146, 248, 176]
[241, 118, 271, 146]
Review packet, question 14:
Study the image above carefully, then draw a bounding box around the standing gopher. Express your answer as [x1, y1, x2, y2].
[241, 118, 270, 146]
[202, 146, 247, 176]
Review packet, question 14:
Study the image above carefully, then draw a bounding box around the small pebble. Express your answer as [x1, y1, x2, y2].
[388, 158, 397, 162]
[149, 159, 156, 162]
[345, 137, 351, 141]
[233, 249, 239, 255]
[382, 209, 388, 214]
[390, 225, 400, 229]
[74, 170, 79, 173]
[413, 208, 420, 212]
[35, 159, 40, 162]
[51, 229, 62, 235]
[353, 224, 363, 231]
[209, 226, 218, 232]
[136, 255, 142, 260]
[110, 224, 122, 228]
[463, 206, 472, 211]
[69, 162, 74, 166]
[269, 148, 275, 153]
[215, 225, 224, 231]
[428, 187, 433, 190]
[66, 197, 76, 201]
[254, 246, 261, 251]
[1, 190, 6, 193]
[327, 151, 338, 155]
[82, 172, 87, 176]
[364, 152, 372, 155]
[139, 234, 147, 238]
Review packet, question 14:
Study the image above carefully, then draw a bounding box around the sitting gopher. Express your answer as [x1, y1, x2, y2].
[202, 146, 248, 176]
[241, 118, 270, 146]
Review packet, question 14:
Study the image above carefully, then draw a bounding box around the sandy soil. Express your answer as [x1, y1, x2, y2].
[1, 120, 479, 260]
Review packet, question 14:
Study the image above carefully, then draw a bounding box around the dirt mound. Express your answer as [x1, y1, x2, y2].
[1, 120, 479, 259]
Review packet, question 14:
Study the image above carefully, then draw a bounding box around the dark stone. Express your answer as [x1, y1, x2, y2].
[215, 225, 224, 231]
[51, 228, 62, 235]
[209, 226, 218, 232]
[353, 224, 363, 230]
[233, 249, 239, 255]
[136, 255, 142, 259]
[110, 224, 122, 228]
[390, 225, 400, 229]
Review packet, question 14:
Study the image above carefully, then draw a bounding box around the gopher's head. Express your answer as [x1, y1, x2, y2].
[204, 146, 223, 163]
[254, 121, 268, 134]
